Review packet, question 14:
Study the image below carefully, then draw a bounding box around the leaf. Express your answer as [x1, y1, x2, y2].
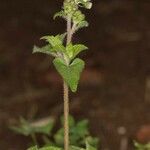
[54, 128, 64, 146]
[75, 120, 89, 137]
[53, 58, 85, 92]
[27, 146, 62, 150]
[53, 11, 65, 19]
[10, 117, 33, 136]
[39, 146, 62, 150]
[56, 33, 66, 42]
[77, 21, 89, 30]
[51, 44, 65, 53]
[84, 2, 92, 9]
[27, 146, 38, 150]
[85, 136, 99, 148]
[66, 43, 88, 60]
[134, 141, 150, 150]
[86, 141, 97, 150]
[31, 118, 54, 135]
[41, 36, 62, 47]
[33, 45, 54, 56]
[70, 146, 85, 150]
[72, 44, 88, 59]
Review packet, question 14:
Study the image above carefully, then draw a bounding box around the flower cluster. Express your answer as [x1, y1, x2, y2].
[54, 0, 92, 31]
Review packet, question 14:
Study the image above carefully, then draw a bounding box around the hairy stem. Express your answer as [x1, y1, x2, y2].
[63, 15, 72, 150]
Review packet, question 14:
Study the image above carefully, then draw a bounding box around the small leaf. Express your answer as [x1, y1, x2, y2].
[33, 45, 54, 56]
[86, 141, 97, 150]
[86, 136, 99, 148]
[70, 146, 85, 150]
[77, 21, 89, 30]
[72, 44, 88, 59]
[51, 44, 65, 53]
[10, 117, 33, 136]
[56, 33, 67, 42]
[53, 58, 85, 92]
[66, 43, 74, 58]
[31, 118, 54, 135]
[27, 146, 38, 150]
[75, 119, 89, 137]
[84, 2, 92, 9]
[39, 146, 62, 150]
[54, 128, 64, 146]
[66, 43, 88, 60]
[41, 36, 62, 47]
[53, 11, 65, 19]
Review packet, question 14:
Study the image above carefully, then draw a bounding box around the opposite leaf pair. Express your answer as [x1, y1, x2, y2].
[33, 34, 88, 92]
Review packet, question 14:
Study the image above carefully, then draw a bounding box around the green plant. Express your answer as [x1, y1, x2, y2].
[10, 117, 54, 145]
[11, 116, 99, 149]
[31, 0, 93, 150]
[28, 141, 96, 150]
[134, 141, 150, 150]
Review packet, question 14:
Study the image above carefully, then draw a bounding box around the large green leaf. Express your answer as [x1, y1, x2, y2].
[53, 58, 85, 92]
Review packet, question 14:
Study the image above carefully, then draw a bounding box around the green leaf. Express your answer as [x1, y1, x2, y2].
[84, 2, 92, 9]
[66, 44, 88, 60]
[75, 120, 89, 137]
[31, 118, 54, 135]
[85, 136, 99, 148]
[86, 141, 97, 150]
[77, 21, 89, 30]
[41, 36, 62, 47]
[134, 141, 150, 150]
[10, 117, 33, 136]
[56, 33, 66, 42]
[27, 146, 38, 150]
[70, 146, 85, 150]
[72, 44, 88, 59]
[66, 43, 74, 59]
[39, 146, 62, 150]
[53, 11, 65, 19]
[51, 44, 65, 53]
[27, 146, 62, 150]
[33, 45, 54, 56]
[54, 128, 64, 146]
[53, 58, 85, 92]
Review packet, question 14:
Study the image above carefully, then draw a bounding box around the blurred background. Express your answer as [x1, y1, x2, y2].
[0, 0, 150, 149]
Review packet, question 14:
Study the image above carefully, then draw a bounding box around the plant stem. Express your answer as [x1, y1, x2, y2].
[64, 15, 72, 150]
[31, 133, 38, 146]
[63, 81, 69, 150]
